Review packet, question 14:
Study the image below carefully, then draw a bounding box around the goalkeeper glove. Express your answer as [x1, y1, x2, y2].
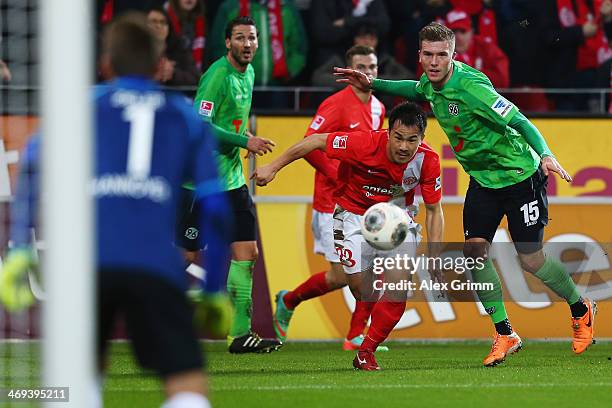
[0, 248, 35, 312]
[187, 289, 233, 338]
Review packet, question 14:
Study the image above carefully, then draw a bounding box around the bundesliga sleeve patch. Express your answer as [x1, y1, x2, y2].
[434, 176, 442, 191]
[490, 97, 513, 118]
[310, 115, 325, 130]
[198, 100, 214, 117]
[332, 135, 348, 149]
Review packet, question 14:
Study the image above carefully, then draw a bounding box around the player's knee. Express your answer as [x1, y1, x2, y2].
[463, 240, 488, 260]
[518, 251, 545, 274]
[347, 279, 363, 301]
[248, 246, 259, 262]
[326, 265, 347, 289]
[231, 242, 258, 262]
[520, 260, 539, 274]
[326, 274, 347, 290]
[182, 250, 199, 265]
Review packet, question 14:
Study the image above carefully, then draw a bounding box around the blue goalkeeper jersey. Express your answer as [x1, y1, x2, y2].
[11, 76, 231, 292]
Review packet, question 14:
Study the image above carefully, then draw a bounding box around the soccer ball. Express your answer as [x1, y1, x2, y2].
[360, 202, 410, 251]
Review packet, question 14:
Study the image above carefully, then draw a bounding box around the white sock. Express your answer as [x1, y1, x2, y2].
[161, 392, 211, 408]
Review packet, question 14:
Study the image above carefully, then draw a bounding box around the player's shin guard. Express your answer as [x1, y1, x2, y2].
[346, 301, 375, 340]
[534, 256, 582, 306]
[359, 300, 405, 352]
[471, 259, 509, 325]
[226, 260, 254, 338]
[283, 271, 330, 310]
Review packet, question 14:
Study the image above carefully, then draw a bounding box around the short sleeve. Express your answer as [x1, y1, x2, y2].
[193, 66, 226, 123]
[419, 151, 442, 205]
[463, 79, 518, 127]
[325, 130, 372, 164]
[305, 98, 339, 136]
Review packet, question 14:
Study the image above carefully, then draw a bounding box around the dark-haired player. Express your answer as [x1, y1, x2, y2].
[187, 15, 281, 353]
[253, 102, 444, 370]
[272, 45, 388, 351]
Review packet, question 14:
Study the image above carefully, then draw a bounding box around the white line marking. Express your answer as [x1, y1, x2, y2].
[103, 383, 612, 392]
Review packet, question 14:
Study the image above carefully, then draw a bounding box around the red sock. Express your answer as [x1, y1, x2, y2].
[360, 300, 405, 352]
[346, 301, 375, 340]
[283, 271, 331, 310]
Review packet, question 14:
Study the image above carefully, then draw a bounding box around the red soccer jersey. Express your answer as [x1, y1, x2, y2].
[325, 130, 442, 216]
[304, 86, 385, 213]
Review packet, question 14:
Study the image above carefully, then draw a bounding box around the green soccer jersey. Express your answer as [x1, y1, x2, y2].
[194, 56, 255, 191]
[374, 61, 540, 189]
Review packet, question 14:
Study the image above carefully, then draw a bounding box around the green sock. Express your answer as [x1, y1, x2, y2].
[226, 260, 254, 338]
[534, 256, 581, 304]
[471, 259, 508, 324]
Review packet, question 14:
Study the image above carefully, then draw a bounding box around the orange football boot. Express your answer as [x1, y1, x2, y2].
[483, 332, 522, 367]
[571, 298, 597, 354]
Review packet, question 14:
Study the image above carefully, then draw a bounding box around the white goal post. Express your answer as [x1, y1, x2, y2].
[41, 1, 94, 407]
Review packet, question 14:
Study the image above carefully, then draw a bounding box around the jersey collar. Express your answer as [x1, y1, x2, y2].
[224, 55, 248, 76]
[347, 85, 371, 104]
[112, 76, 160, 90]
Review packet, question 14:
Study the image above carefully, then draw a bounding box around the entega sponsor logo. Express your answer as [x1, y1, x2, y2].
[363, 185, 393, 195]
[362, 184, 404, 196]
[92, 174, 171, 203]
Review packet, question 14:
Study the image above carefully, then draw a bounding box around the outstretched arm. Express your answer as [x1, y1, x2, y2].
[333, 67, 423, 100]
[333, 67, 373, 91]
[304, 149, 338, 179]
[252, 133, 329, 186]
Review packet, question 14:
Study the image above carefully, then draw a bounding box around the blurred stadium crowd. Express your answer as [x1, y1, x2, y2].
[2, 0, 612, 113]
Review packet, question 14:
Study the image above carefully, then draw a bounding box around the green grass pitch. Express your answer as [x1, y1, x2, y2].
[2, 341, 611, 407]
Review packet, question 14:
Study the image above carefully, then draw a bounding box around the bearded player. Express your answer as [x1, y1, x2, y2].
[254, 102, 444, 370]
[189, 15, 281, 353]
[272, 45, 389, 352]
[335, 22, 596, 366]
